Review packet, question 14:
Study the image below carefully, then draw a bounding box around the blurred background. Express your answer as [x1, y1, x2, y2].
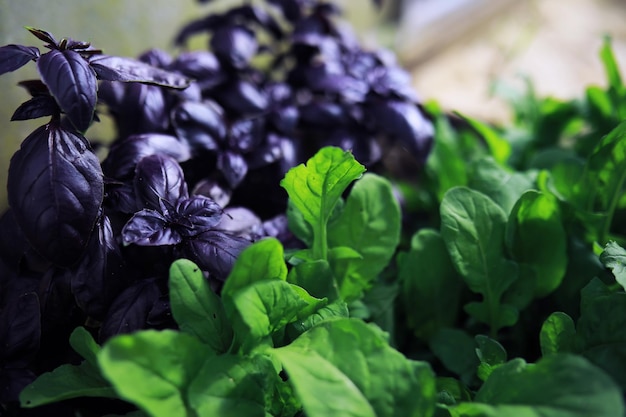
[1, 0, 625, 211]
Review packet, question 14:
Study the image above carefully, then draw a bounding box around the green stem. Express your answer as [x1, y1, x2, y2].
[312, 219, 328, 261]
[600, 168, 626, 244]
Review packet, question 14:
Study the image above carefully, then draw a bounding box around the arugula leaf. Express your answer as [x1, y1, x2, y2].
[187, 354, 277, 417]
[539, 312, 576, 356]
[506, 190, 567, 297]
[222, 237, 288, 298]
[429, 328, 480, 384]
[440, 187, 519, 333]
[20, 327, 116, 407]
[169, 259, 233, 353]
[225, 279, 326, 352]
[287, 257, 339, 300]
[399, 229, 463, 340]
[98, 330, 207, 417]
[474, 335, 507, 381]
[288, 318, 437, 417]
[447, 354, 624, 417]
[600, 240, 626, 290]
[457, 113, 511, 166]
[327, 173, 401, 301]
[280, 146, 365, 260]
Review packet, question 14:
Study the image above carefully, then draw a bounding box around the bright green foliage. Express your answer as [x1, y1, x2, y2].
[169, 259, 233, 353]
[327, 173, 401, 300]
[506, 190, 567, 297]
[286, 318, 437, 417]
[446, 355, 624, 417]
[440, 187, 519, 333]
[458, 113, 512, 165]
[474, 335, 507, 381]
[98, 330, 207, 417]
[272, 347, 377, 417]
[280, 146, 365, 260]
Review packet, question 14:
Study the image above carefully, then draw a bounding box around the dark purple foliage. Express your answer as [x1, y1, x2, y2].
[0, 44, 40, 75]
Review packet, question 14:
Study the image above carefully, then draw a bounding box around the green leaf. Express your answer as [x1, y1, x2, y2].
[286, 300, 349, 340]
[226, 279, 325, 351]
[475, 335, 507, 381]
[577, 280, 626, 390]
[327, 173, 401, 301]
[222, 238, 288, 298]
[426, 113, 468, 201]
[20, 361, 118, 408]
[539, 312, 576, 356]
[287, 318, 436, 417]
[69, 326, 100, 366]
[469, 157, 537, 214]
[273, 347, 376, 417]
[436, 377, 472, 405]
[506, 190, 567, 297]
[458, 113, 511, 165]
[169, 259, 233, 353]
[399, 229, 463, 340]
[600, 240, 626, 290]
[429, 328, 480, 384]
[440, 187, 519, 332]
[287, 258, 339, 300]
[98, 330, 207, 417]
[450, 354, 625, 417]
[187, 354, 276, 417]
[280, 146, 365, 259]
[20, 327, 116, 408]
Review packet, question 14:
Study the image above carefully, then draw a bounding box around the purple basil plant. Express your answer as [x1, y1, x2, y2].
[0, 0, 433, 411]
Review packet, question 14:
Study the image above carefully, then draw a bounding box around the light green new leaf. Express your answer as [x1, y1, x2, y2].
[187, 354, 275, 417]
[399, 229, 463, 340]
[20, 327, 116, 408]
[506, 190, 567, 297]
[600, 240, 626, 290]
[222, 238, 288, 298]
[289, 318, 437, 417]
[448, 354, 624, 417]
[286, 300, 349, 339]
[440, 187, 519, 332]
[280, 146, 365, 259]
[328, 173, 401, 300]
[98, 330, 207, 417]
[539, 312, 576, 356]
[169, 259, 233, 353]
[272, 347, 376, 417]
[226, 279, 326, 350]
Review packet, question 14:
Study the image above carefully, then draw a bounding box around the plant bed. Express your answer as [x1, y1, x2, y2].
[1, 1, 626, 416]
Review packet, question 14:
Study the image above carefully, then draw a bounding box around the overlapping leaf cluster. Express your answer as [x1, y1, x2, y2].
[0, 0, 433, 414]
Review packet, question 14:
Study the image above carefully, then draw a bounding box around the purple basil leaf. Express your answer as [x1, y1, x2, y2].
[0, 292, 40, 367]
[17, 79, 50, 96]
[174, 15, 221, 46]
[146, 294, 175, 329]
[103, 133, 191, 179]
[10, 95, 59, 121]
[70, 214, 125, 320]
[25, 27, 56, 45]
[7, 123, 103, 267]
[216, 79, 268, 116]
[246, 132, 285, 169]
[305, 65, 368, 102]
[133, 154, 189, 210]
[183, 230, 251, 280]
[216, 207, 262, 238]
[169, 51, 225, 90]
[0, 44, 40, 75]
[367, 99, 434, 163]
[138, 48, 173, 68]
[233, 5, 283, 39]
[0, 210, 30, 272]
[320, 128, 382, 166]
[299, 101, 352, 128]
[99, 278, 161, 341]
[270, 105, 299, 135]
[367, 65, 418, 101]
[37, 49, 97, 132]
[172, 100, 226, 151]
[37, 268, 80, 344]
[229, 117, 264, 152]
[122, 209, 181, 246]
[192, 178, 232, 208]
[89, 54, 191, 89]
[218, 150, 248, 188]
[211, 25, 257, 69]
[103, 180, 139, 214]
[175, 196, 223, 236]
